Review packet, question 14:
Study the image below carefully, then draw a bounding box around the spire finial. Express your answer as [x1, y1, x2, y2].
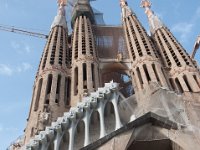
[141, 0, 153, 18]
[57, 0, 67, 16]
[57, 0, 67, 6]
[141, 0, 151, 8]
[120, 0, 128, 8]
[140, 0, 164, 34]
[51, 0, 68, 29]
[119, 0, 133, 18]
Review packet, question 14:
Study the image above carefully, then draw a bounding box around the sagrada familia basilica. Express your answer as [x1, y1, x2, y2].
[9, 0, 200, 149]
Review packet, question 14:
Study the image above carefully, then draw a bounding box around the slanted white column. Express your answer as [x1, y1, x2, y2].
[98, 102, 106, 138]
[68, 121, 76, 150]
[111, 92, 122, 130]
[54, 132, 63, 150]
[83, 108, 92, 146]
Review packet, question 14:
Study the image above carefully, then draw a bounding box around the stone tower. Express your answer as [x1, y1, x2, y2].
[120, 0, 169, 97]
[141, 0, 200, 99]
[24, 1, 71, 144]
[70, 0, 100, 106]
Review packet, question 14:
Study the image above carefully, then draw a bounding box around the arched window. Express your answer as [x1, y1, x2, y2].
[183, 75, 192, 92]
[64, 77, 71, 106]
[83, 63, 87, 89]
[34, 78, 43, 111]
[45, 74, 53, 104]
[55, 74, 61, 103]
[175, 78, 183, 93]
[74, 67, 78, 95]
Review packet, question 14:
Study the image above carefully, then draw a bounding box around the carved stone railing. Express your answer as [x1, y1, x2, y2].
[25, 81, 123, 150]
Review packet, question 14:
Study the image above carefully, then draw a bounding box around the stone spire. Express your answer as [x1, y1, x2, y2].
[70, 0, 100, 106]
[141, 0, 164, 34]
[141, 0, 200, 95]
[51, 0, 67, 29]
[24, 0, 71, 144]
[120, 0, 169, 93]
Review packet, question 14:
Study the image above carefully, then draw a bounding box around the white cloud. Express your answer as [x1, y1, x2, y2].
[17, 63, 32, 73]
[0, 63, 32, 76]
[0, 125, 3, 132]
[171, 6, 200, 43]
[11, 41, 20, 49]
[25, 45, 31, 53]
[11, 41, 32, 54]
[195, 7, 200, 17]
[3, 0, 9, 9]
[172, 23, 194, 42]
[5, 127, 18, 132]
[0, 124, 18, 133]
[5, 3, 8, 9]
[0, 64, 13, 76]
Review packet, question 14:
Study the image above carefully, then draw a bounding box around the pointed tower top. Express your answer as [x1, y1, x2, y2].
[141, 0, 164, 34]
[58, 0, 67, 5]
[51, 0, 67, 29]
[141, 0, 153, 18]
[120, 0, 128, 7]
[119, 0, 134, 19]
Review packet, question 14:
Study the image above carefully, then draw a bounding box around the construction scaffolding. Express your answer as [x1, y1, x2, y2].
[93, 25, 129, 59]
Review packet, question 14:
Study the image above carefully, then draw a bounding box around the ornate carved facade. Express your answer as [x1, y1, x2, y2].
[10, 0, 200, 150]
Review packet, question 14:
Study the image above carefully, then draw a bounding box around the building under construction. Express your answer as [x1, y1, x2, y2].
[9, 0, 200, 149]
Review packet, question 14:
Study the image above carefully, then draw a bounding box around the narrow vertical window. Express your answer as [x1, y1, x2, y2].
[136, 67, 143, 89]
[34, 78, 43, 111]
[169, 78, 176, 91]
[183, 75, 192, 92]
[30, 128, 34, 137]
[91, 64, 95, 88]
[175, 78, 184, 93]
[64, 77, 68, 105]
[193, 75, 200, 88]
[83, 63, 87, 89]
[74, 67, 78, 95]
[55, 74, 61, 103]
[67, 77, 71, 105]
[143, 64, 151, 82]
[152, 64, 160, 82]
[64, 77, 71, 106]
[45, 74, 53, 104]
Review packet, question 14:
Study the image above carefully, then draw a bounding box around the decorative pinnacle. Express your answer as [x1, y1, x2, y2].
[140, 0, 153, 18]
[141, 0, 151, 8]
[51, 0, 68, 29]
[140, 0, 164, 34]
[120, 0, 128, 8]
[57, 0, 67, 6]
[57, 0, 67, 16]
[119, 0, 133, 18]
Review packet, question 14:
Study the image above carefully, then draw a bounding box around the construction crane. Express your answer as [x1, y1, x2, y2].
[0, 0, 76, 39]
[0, 0, 94, 39]
[0, 24, 48, 39]
[191, 35, 200, 59]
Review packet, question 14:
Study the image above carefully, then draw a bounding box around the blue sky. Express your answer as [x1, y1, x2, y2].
[0, 0, 199, 149]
